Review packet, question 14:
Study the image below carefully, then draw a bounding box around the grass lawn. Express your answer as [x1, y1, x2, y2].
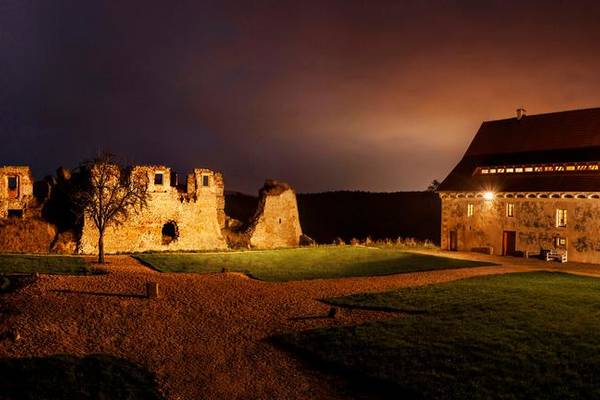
[0, 254, 91, 275]
[276, 272, 600, 399]
[135, 247, 494, 281]
[0, 354, 163, 399]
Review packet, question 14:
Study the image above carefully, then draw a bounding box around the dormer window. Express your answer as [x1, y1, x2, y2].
[154, 173, 164, 185]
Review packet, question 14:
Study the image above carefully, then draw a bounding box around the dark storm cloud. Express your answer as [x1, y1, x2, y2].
[2, 0, 600, 192]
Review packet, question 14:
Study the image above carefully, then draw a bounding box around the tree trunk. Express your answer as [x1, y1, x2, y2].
[98, 230, 105, 264]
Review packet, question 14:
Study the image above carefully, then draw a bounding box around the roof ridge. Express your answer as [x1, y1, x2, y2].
[482, 106, 600, 124]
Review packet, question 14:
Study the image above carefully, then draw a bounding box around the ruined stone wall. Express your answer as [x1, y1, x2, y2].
[441, 195, 600, 263]
[245, 180, 302, 248]
[79, 166, 227, 254]
[0, 166, 36, 219]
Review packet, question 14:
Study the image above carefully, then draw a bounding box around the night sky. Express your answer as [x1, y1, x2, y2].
[2, 0, 600, 193]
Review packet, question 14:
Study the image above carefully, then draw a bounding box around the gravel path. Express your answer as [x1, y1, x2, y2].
[0, 253, 583, 399]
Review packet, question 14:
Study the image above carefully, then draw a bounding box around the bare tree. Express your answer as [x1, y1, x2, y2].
[73, 154, 149, 263]
[427, 179, 441, 191]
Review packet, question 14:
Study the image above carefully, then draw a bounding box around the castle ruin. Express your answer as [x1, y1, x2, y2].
[0, 164, 303, 254]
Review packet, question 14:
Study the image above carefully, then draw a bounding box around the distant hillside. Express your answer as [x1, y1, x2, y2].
[225, 191, 440, 245]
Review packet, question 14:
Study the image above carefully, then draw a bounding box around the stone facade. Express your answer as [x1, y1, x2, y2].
[0, 166, 36, 219]
[245, 180, 302, 248]
[0, 163, 303, 254]
[79, 166, 228, 254]
[441, 193, 600, 263]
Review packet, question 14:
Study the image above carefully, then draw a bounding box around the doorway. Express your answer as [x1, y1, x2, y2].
[502, 231, 516, 256]
[449, 230, 458, 251]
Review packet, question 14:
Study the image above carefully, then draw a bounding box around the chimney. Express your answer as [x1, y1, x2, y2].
[516, 107, 526, 120]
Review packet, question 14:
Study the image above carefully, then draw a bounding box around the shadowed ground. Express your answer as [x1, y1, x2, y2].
[0, 353, 163, 400]
[277, 272, 600, 399]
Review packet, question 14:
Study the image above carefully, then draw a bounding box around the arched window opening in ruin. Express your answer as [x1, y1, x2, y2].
[161, 221, 179, 245]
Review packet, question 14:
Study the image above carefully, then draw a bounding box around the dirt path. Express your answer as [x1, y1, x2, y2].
[0, 252, 595, 399]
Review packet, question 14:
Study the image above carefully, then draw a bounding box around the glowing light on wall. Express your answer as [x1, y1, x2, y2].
[483, 191, 495, 201]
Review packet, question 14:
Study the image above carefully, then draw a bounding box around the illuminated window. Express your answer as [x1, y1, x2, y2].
[534, 166, 543, 172]
[555, 165, 565, 171]
[481, 169, 489, 174]
[506, 168, 514, 173]
[556, 209, 567, 227]
[202, 175, 210, 187]
[7, 176, 18, 191]
[467, 203, 474, 217]
[489, 169, 497, 174]
[506, 203, 515, 217]
[554, 237, 567, 248]
[566, 165, 575, 171]
[590, 165, 599, 170]
[525, 167, 533, 172]
[544, 166, 554, 172]
[154, 173, 164, 185]
[515, 167, 523, 173]
[577, 165, 587, 171]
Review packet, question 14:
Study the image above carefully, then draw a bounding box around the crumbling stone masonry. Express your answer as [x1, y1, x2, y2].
[0, 166, 35, 219]
[0, 164, 304, 254]
[79, 166, 228, 253]
[244, 180, 302, 248]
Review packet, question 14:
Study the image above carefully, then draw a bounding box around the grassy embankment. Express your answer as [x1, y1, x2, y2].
[135, 246, 494, 282]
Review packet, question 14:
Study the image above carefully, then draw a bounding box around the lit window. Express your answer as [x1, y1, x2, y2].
[515, 167, 523, 173]
[202, 175, 210, 187]
[467, 203, 474, 217]
[490, 169, 497, 174]
[566, 165, 575, 171]
[556, 209, 567, 227]
[590, 165, 599, 170]
[554, 237, 567, 248]
[506, 203, 515, 217]
[544, 166, 554, 172]
[577, 165, 586, 171]
[555, 165, 565, 171]
[525, 167, 533, 172]
[7, 176, 18, 191]
[481, 169, 489, 174]
[506, 168, 514, 173]
[534, 166, 543, 172]
[497, 168, 505, 173]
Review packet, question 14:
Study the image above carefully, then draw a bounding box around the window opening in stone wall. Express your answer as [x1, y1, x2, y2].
[7, 209, 23, 218]
[154, 173, 164, 185]
[554, 237, 567, 248]
[202, 175, 210, 187]
[506, 203, 515, 217]
[556, 209, 567, 227]
[467, 203, 474, 217]
[161, 221, 179, 245]
[7, 176, 18, 191]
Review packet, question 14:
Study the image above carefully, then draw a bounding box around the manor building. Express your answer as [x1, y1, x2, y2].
[438, 107, 600, 263]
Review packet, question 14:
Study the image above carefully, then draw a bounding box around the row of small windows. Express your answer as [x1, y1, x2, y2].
[477, 162, 600, 175]
[466, 203, 567, 227]
[153, 173, 210, 187]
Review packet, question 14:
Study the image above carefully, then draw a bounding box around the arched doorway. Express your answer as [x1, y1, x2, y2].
[161, 221, 179, 245]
